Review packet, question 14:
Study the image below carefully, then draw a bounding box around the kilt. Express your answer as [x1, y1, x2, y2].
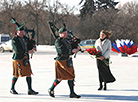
[12, 56, 32, 77]
[55, 59, 75, 80]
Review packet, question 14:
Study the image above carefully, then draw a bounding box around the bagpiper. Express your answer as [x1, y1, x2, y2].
[10, 22, 38, 95]
[48, 26, 81, 98]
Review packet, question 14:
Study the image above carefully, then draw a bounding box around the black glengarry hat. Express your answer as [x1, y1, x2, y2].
[16, 23, 24, 31]
[58, 26, 67, 33]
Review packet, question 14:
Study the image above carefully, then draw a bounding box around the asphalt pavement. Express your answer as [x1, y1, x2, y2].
[0, 52, 138, 102]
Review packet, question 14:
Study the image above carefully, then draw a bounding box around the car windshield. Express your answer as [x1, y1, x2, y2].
[1, 37, 10, 42]
[92, 40, 95, 44]
[80, 39, 96, 46]
[86, 41, 91, 44]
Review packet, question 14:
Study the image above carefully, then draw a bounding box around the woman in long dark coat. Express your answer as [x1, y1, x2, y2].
[95, 30, 116, 90]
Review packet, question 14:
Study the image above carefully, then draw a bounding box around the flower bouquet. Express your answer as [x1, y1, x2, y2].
[86, 48, 109, 66]
[112, 39, 137, 55]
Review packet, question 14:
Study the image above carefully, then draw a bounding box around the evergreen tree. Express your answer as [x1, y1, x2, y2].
[79, 0, 96, 18]
[79, 0, 119, 18]
[95, 0, 119, 10]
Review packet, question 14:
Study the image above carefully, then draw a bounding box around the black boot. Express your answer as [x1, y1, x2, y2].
[98, 83, 103, 90]
[70, 93, 81, 98]
[28, 89, 39, 95]
[10, 89, 18, 94]
[103, 83, 107, 90]
[10, 77, 18, 94]
[68, 80, 81, 98]
[26, 77, 39, 95]
[48, 89, 55, 98]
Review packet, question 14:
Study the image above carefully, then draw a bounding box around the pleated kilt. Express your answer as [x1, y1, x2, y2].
[12, 56, 32, 77]
[55, 59, 75, 80]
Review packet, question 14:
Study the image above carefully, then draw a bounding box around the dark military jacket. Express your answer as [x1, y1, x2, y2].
[12, 36, 29, 60]
[55, 37, 72, 60]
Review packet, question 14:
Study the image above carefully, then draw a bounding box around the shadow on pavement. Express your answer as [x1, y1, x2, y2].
[80, 94, 138, 101]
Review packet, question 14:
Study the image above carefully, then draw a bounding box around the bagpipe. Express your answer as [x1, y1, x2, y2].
[11, 17, 36, 57]
[24, 28, 36, 51]
[48, 22, 84, 57]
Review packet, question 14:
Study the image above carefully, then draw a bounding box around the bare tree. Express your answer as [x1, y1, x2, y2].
[78, 8, 118, 40]
[46, 0, 76, 45]
[0, 0, 23, 36]
[0, 0, 137, 45]
[111, 1, 138, 43]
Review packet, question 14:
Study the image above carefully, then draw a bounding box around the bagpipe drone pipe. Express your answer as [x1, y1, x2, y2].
[48, 22, 84, 56]
[11, 17, 36, 51]
[24, 28, 36, 51]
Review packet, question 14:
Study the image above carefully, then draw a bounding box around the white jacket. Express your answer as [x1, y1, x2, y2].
[95, 38, 111, 59]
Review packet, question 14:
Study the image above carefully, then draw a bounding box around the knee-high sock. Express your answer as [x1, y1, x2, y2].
[11, 77, 18, 90]
[26, 77, 32, 91]
[68, 80, 75, 94]
[50, 79, 61, 91]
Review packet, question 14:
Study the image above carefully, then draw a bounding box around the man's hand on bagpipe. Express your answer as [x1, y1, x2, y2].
[48, 22, 84, 57]
[67, 31, 84, 53]
[72, 46, 81, 53]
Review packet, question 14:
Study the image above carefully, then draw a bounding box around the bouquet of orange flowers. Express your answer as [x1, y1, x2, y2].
[86, 48, 109, 66]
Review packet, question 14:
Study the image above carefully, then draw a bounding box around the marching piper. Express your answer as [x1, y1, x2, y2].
[10, 24, 38, 95]
[48, 26, 81, 98]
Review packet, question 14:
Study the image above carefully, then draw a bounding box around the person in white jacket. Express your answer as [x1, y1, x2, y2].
[95, 30, 116, 90]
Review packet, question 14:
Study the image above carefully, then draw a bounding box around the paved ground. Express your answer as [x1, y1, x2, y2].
[0, 51, 138, 102]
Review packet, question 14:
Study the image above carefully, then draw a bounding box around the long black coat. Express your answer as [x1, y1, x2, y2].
[97, 59, 116, 83]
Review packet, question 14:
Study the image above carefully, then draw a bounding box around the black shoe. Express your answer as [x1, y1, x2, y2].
[103, 87, 107, 90]
[48, 89, 55, 98]
[103, 85, 107, 90]
[70, 93, 81, 98]
[103, 83, 107, 90]
[10, 89, 18, 94]
[98, 85, 103, 90]
[28, 90, 39, 95]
